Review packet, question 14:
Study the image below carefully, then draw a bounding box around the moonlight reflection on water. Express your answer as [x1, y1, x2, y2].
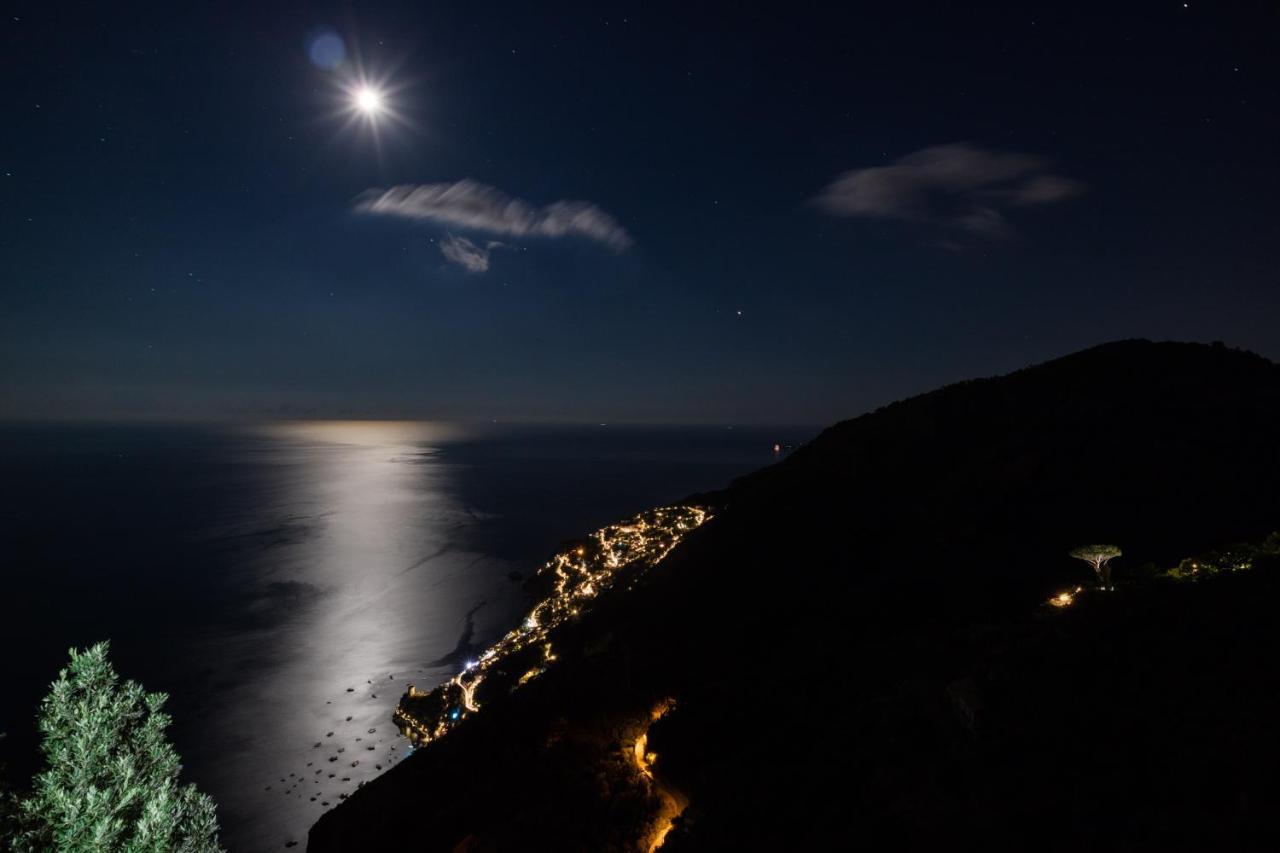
[0, 421, 792, 851]
[187, 421, 522, 850]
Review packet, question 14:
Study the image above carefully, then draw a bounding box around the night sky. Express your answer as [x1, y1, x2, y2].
[3, 1, 1278, 424]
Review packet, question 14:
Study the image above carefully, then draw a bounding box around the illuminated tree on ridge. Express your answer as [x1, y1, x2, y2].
[1070, 544, 1122, 587]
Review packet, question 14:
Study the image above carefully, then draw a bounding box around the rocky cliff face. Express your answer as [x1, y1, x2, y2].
[310, 340, 1280, 852]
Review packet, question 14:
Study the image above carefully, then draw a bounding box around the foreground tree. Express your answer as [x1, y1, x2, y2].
[1070, 544, 1123, 588]
[1, 733, 14, 839]
[12, 642, 222, 852]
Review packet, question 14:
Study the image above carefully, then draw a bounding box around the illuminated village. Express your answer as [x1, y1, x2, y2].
[394, 505, 710, 746]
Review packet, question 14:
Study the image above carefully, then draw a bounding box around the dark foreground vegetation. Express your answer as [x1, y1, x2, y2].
[1, 643, 222, 852]
[311, 340, 1280, 852]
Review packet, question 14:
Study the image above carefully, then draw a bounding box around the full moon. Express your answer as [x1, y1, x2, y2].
[354, 87, 383, 115]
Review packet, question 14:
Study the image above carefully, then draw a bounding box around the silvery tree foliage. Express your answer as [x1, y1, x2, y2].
[9, 643, 222, 852]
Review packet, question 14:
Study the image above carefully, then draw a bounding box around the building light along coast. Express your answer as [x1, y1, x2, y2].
[395, 505, 711, 746]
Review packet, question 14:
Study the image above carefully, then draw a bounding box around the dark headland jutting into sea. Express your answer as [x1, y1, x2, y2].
[311, 340, 1280, 852]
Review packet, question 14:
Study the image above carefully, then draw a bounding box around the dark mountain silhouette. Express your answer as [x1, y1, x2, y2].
[310, 340, 1280, 852]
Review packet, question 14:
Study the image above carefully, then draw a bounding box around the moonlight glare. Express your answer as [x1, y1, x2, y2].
[332, 71, 410, 142]
[355, 87, 384, 116]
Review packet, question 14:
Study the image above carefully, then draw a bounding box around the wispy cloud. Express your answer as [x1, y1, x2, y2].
[814, 143, 1082, 241]
[356, 179, 633, 252]
[439, 234, 491, 273]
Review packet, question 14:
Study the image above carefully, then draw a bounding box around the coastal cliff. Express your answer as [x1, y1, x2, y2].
[310, 340, 1280, 851]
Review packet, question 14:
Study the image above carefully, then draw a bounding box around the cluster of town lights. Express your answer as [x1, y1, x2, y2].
[1048, 586, 1085, 607]
[395, 506, 710, 746]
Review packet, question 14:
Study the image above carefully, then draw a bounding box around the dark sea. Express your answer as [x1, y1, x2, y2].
[0, 421, 809, 851]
